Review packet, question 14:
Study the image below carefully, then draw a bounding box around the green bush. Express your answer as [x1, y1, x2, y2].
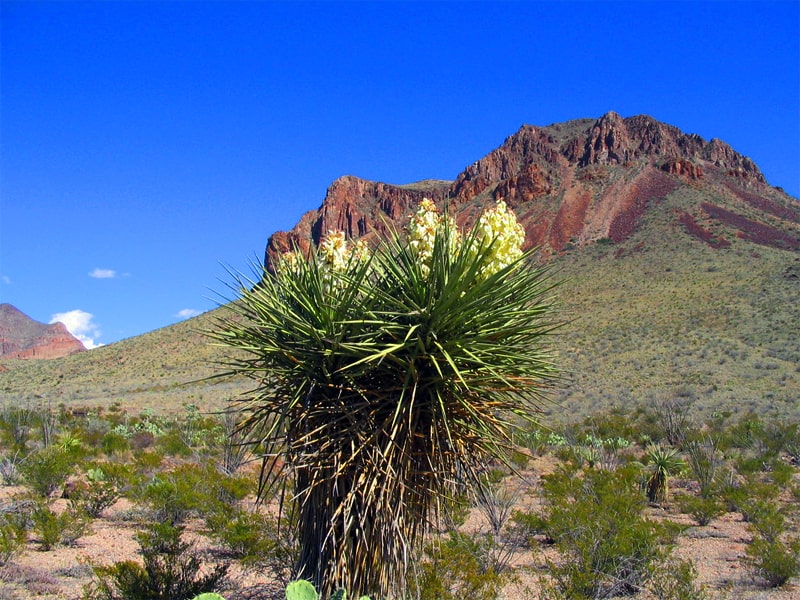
[510, 508, 549, 546]
[647, 557, 708, 600]
[745, 535, 800, 588]
[539, 464, 672, 599]
[19, 445, 78, 497]
[83, 521, 227, 600]
[31, 502, 89, 550]
[675, 493, 724, 526]
[204, 506, 277, 565]
[0, 514, 27, 564]
[744, 499, 787, 542]
[69, 467, 122, 517]
[133, 461, 254, 525]
[100, 431, 130, 456]
[411, 532, 506, 600]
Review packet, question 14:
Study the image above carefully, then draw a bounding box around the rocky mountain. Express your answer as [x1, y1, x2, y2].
[266, 111, 799, 265]
[0, 304, 86, 360]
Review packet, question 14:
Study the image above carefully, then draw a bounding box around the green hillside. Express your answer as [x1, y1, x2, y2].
[553, 198, 799, 423]
[1, 191, 797, 424]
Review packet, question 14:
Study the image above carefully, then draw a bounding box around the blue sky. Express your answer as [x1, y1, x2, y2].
[2, 1, 798, 347]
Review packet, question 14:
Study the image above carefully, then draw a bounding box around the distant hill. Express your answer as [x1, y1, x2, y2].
[1, 112, 798, 424]
[0, 304, 85, 360]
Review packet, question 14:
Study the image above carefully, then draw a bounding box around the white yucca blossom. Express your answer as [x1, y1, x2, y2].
[319, 230, 351, 272]
[474, 199, 525, 277]
[408, 198, 459, 275]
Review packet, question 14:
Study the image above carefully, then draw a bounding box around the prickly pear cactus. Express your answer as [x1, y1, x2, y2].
[285, 580, 319, 600]
[330, 591, 347, 600]
[190, 594, 226, 600]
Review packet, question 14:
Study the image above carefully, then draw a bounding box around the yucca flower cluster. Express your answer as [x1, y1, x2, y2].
[213, 196, 558, 599]
[407, 198, 460, 275]
[408, 197, 525, 280]
[475, 199, 526, 277]
[318, 230, 368, 272]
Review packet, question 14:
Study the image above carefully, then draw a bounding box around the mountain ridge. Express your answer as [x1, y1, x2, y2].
[265, 111, 797, 267]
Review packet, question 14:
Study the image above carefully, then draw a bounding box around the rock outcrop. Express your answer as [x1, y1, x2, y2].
[265, 112, 797, 265]
[0, 304, 86, 360]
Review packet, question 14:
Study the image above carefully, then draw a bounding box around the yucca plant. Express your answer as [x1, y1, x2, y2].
[211, 199, 560, 598]
[644, 445, 684, 504]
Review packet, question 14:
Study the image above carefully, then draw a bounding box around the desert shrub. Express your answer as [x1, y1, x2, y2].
[132, 448, 164, 474]
[724, 415, 796, 458]
[100, 431, 130, 456]
[473, 471, 517, 536]
[69, 466, 121, 517]
[71, 411, 112, 450]
[675, 493, 725, 526]
[765, 458, 796, 487]
[539, 464, 671, 598]
[745, 535, 800, 588]
[204, 506, 278, 565]
[129, 431, 157, 452]
[156, 431, 192, 457]
[736, 479, 780, 522]
[19, 444, 78, 497]
[134, 465, 208, 523]
[411, 532, 507, 600]
[684, 435, 722, 497]
[175, 404, 224, 455]
[31, 501, 89, 550]
[509, 509, 549, 546]
[0, 452, 24, 485]
[83, 521, 228, 600]
[579, 409, 642, 445]
[0, 514, 27, 564]
[646, 557, 708, 600]
[134, 462, 252, 524]
[743, 499, 787, 542]
[0, 563, 61, 596]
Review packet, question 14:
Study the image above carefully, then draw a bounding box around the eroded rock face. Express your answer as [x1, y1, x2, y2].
[0, 304, 86, 360]
[265, 112, 792, 265]
[661, 158, 704, 180]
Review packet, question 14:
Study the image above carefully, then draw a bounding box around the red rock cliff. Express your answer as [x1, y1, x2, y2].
[0, 304, 86, 360]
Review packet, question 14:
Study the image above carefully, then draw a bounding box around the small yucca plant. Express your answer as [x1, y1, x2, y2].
[644, 445, 684, 504]
[212, 199, 560, 598]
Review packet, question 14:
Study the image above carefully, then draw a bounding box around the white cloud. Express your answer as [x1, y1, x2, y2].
[1, 275, 10, 285]
[50, 309, 103, 349]
[176, 308, 202, 320]
[89, 268, 116, 279]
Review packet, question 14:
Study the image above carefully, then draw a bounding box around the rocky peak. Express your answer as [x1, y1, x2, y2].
[266, 175, 450, 267]
[265, 112, 794, 262]
[0, 304, 86, 360]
